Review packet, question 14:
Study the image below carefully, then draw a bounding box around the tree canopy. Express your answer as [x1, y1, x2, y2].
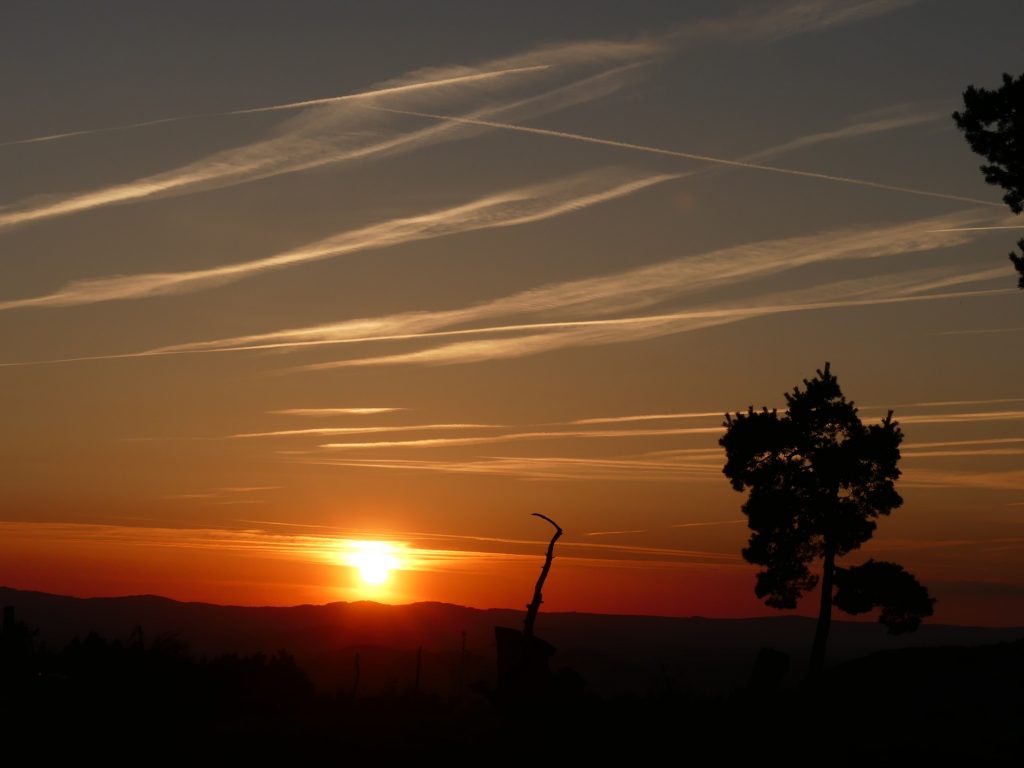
[720, 363, 933, 675]
[952, 72, 1024, 286]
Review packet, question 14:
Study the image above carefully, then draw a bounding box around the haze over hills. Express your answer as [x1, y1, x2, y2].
[4, 586, 1020, 696]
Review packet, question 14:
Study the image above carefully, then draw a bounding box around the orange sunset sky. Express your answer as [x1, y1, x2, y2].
[1, 0, 1022, 626]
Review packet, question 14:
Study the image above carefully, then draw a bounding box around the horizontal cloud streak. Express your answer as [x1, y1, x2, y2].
[903, 468, 1024, 491]
[928, 225, 1024, 232]
[889, 397, 1024, 409]
[903, 438, 1024, 449]
[319, 426, 727, 450]
[903, 448, 1024, 459]
[897, 410, 1024, 425]
[235, 423, 498, 438]
[269, 407, 405, 417]
[0, 520, 737, 567]
[572, 411, 724, 425]
[304, 454, 723, 482]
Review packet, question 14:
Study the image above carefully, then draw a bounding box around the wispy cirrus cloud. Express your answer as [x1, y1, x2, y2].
[289, 413, 1024, 481]
[721, 0, 920, 38]
[0, 0, 928, 251]
[741, 111, 935, 161]
[0, 170, 675, 310]
[654, 0, 921, 50]
[0, 64, 550, 149]
[0, 209, 1008, 368]
[278, 407, 1024, 481]
[1, 96, 942, 314]
[150, 210, 1001, 357]
[298, 268, 1007, 370]
[0, 41, 656, 232]
[0, 1, 914, 149]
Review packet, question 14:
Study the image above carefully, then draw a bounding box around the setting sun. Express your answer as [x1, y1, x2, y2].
[345, 541, 402, 587]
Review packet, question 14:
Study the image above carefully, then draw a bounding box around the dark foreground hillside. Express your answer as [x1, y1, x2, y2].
[0, 588, 1021, 763]
[2, 586, 1020, 695]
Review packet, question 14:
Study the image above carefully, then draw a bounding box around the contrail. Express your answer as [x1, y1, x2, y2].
[319, 426, 726, 450]
[0, 3, 928, 233]
[0, 66, 549, 149]
[1, 103, 939, 311]
[40, 276, 981, 372]
[0, 170, 675, 310]
[15, 283, 991, 370]
[373, 106, 1002, 208]
[0, 1, 918, 149]
[0, 56, 649, 230]
[151, 209, 993, 355]
[302, 285, 1010, 370]
[928, 225, 1024, 232]
[227, 65, 550, 114]
[0, 211, 1002, 367]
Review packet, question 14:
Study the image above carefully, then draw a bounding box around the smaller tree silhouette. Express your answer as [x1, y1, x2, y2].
[720, 363, 933, 677]
[493, 513, 565, 701]
[952, 72, 1024, 287]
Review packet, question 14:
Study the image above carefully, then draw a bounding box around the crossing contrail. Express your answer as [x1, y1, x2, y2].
[374, 106, 1003, 208]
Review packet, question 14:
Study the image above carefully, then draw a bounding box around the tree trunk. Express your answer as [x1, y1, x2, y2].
[808, 546, 835, 679]
[523, 514, 563, 640]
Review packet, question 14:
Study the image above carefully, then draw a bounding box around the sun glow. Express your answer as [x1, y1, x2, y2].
[345, 540, 402, 586]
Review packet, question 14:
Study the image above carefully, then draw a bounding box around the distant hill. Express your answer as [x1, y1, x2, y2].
[2, 586, 1021, 695]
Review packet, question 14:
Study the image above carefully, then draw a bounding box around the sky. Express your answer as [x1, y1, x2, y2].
[1, 0, 1022, 626]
